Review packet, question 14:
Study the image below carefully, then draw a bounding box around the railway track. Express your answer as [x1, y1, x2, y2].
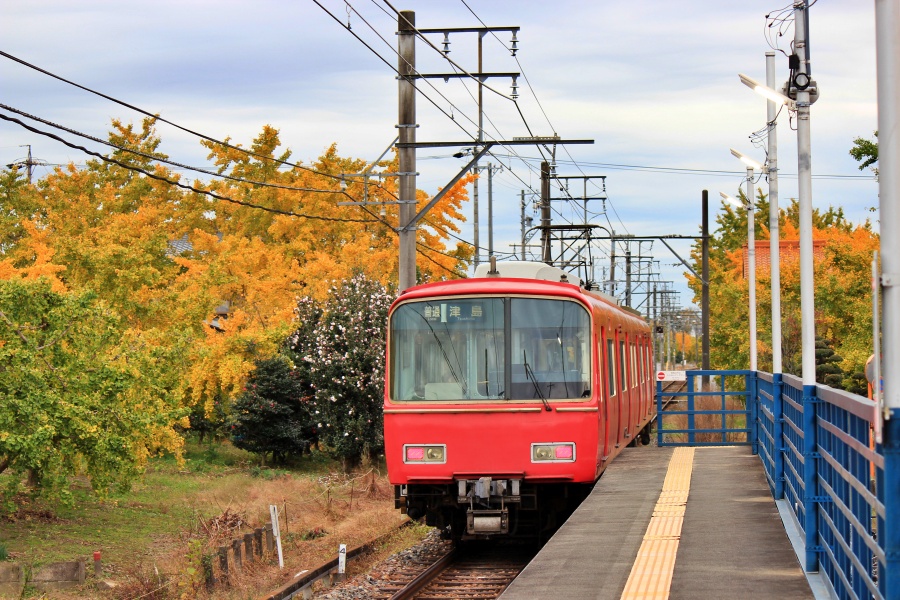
[372, 542, 535, 600]
[661, 378, 687, 399]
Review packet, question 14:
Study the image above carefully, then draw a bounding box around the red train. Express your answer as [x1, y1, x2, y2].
[383, 261, 655, 541]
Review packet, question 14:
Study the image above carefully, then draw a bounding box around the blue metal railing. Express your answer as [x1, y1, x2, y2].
[764, 375, 886, 600]
[658, 369, 892, 600]
[655, 370, 754, 447]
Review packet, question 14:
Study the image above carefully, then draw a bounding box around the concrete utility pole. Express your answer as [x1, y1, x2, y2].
[609, 236, 616, 296]
[397, 10, 417, 292]
[793, 1, 816, 387]
[519, 190, 529, 260]
[540, 161, 551, 263]
[766, 52, 783, 374]
[874, 0, 899, 592]
[874, 0, 899, 413]
[486, 162, 502, 258]
[625, 247, 632, 308]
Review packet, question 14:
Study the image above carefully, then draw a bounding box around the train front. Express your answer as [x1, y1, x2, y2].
[383, 272, 599, 541]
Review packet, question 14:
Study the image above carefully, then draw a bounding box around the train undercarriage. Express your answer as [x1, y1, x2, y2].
[396, 479, 593, 543]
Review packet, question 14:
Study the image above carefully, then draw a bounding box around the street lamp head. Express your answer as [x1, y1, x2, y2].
[738, 73, 796, 109]
[719, 191, 744, 209]
[730, 148, 763, 171]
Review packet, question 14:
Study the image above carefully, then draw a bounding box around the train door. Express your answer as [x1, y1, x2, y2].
[604, 332, 619, 455]
[629, 340, 639, 432]
[641, 337, 656, 415]
[618, 334, 629, 444]
[595, 324, 608, 471]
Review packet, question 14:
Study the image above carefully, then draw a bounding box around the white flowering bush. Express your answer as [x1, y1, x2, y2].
[289, 274, 393, 469]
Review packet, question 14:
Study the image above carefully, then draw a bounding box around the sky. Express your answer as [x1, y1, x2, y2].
[0, 1, 880, 314]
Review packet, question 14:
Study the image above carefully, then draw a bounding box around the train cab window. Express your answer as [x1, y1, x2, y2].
[389, 297, 590, 402]
[389, 298, 505, 401]
[509, 298, 590, 400]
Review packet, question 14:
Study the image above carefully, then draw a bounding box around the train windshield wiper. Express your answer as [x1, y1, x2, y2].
[523, 350, 552, 412]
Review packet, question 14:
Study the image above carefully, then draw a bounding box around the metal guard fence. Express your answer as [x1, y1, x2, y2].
[657, 369, 887, 599]
[655, 369, 755, 447]
[757, 372, 885, 600]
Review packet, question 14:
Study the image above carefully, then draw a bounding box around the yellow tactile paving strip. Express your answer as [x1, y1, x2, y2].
[619, 447, 695, 600]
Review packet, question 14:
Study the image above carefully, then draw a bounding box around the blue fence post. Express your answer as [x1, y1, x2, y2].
[801, 384, 819, 572]
[656, 380, 663, 446]
[885, 410, 900, 599]
[688, 374, 696, 446]
[772, 374, 784, 499]
[749, 372, 758, 455]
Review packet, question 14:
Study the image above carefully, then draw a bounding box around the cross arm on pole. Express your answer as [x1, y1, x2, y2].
[399, 143, 493, 232]
[658, 238, 705, 285]
[396, 138, 593, 233]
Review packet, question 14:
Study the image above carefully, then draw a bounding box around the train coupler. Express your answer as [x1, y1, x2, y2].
[466, 508, 509, 535]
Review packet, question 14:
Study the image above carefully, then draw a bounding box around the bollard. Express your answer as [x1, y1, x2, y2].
[92, 551, 102, 578]
[243, 533, 254, 563]
[254, 528, 264, 558]
[265, 524, 275, 554]
[202, 554, 215, 589]
[218, 546, 229, 578]
[232, 539, 243, 571]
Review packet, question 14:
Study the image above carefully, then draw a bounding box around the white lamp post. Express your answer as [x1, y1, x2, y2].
[739, 30, 815, 387]
[721, 175, 757, 371]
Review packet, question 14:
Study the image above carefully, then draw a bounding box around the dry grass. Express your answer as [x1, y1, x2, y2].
[2, 446, 428, 600]
[110, 470, 413, 600]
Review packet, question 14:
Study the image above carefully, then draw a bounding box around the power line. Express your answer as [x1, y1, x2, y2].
[0, 103, 344, 195]
[0, 49, 343, 182]
[0, 112, 380, 224]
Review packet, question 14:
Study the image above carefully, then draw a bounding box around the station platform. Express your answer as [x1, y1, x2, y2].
[500, 446, 816, 600]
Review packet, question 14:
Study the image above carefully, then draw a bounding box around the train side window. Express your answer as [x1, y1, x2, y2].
[630, 343, 637, 387]
[618, 340, 627, 392]
[637, 342, 643, 383]
[606, 339, 616, 397]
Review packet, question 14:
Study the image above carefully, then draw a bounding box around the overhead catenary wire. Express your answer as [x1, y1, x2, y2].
[364, 0, 554, 195]
[456, 0, 630, 239]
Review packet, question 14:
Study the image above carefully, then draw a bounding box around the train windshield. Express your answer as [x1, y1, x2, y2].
[389, 297, 591, 402]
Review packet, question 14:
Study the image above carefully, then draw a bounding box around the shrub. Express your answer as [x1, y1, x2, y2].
[289, 274, 392, 469]
[230, 357, 317, 464]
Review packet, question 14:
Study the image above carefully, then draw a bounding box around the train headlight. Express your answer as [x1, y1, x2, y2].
[531, 443, 576, 463]
[403, 444, 446, 464]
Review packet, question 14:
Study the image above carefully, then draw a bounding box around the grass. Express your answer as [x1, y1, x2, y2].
[0, 438, 421, 599]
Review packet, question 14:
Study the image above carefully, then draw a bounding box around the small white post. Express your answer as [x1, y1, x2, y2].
[269, 505, 284, 569]
[337, 543, 347, 582]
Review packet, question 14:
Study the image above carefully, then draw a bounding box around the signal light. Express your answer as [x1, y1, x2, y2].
[404, 445, 446, 464]
[531, 443, 576, 463]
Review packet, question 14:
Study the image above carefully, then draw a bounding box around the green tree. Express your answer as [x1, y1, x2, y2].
[814, 335, 844, 388]
[850, 131, 878, 174]
[230, 356, 316, 464]
[288, 274, 392, 470]
[0, 278, 188, 509]
[687, 193, 878, 389]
